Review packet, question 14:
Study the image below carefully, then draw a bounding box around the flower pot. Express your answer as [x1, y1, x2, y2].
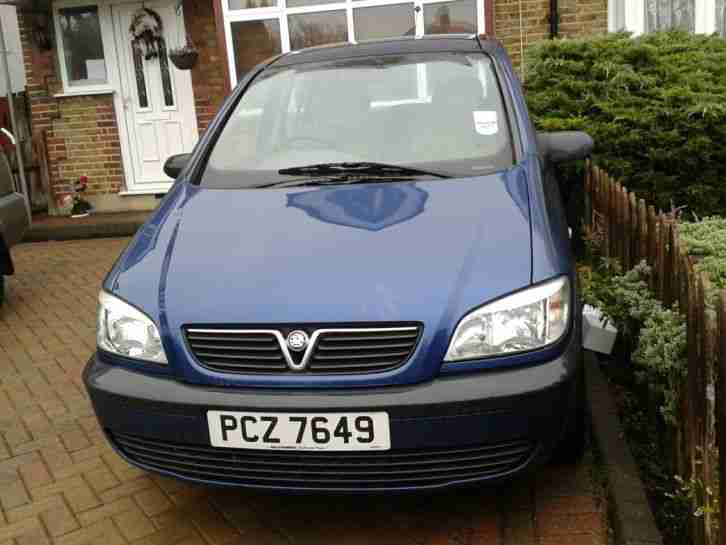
[169, 49, 198, 70]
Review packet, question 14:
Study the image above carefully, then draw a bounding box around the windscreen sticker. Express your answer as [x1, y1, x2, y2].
[473, 111, 498, 136]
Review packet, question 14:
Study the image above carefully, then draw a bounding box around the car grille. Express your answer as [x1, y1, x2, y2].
[110, 431, 535, 490]
[184, 325, 421, 374]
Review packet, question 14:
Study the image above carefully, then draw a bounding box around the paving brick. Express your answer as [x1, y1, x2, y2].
[134, 487, 172, 517]
[113, 508, 156, 541]
[536, 512, 605, 537]
[77, 497, 136, 527]
[84, 466, 120, 495]
[63, 482, 102, 513]
[0, 238, 611, 545]
[54, 519, 126, 545]
[19, 460, 53, 489]
[0, 475, 31, 512]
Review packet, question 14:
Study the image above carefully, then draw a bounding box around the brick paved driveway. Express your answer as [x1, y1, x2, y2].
[0, 239, 608, 545]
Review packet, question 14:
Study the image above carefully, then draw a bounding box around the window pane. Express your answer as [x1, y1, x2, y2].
[717, 0, 726, 36]
[205, 53, 514, 188]
[287, 0, 338, 8]
[288, 11, 348, 50]
[159, 42, 175, 107]
[228, 0, 276, 9]
[424, 0, 476, 34]
[132, 47, 148, 108]
[58, 6, 107, 86]
[645, 0, 694, 32]
[353, 4, 415, 41]
[230, 19, 282, 81]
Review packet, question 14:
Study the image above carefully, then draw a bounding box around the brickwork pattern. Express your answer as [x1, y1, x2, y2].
[17, 15, 124, 208]
[493, 0, 608, 71]
[0, 238, 609, 545]
[17, 0, 225, 209]
[184, 0, 229, 133]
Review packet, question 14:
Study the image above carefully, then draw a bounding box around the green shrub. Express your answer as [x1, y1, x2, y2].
[581, 259, 687, 421]
[525, 31, 726, 216]
[679, 217, 726, 291]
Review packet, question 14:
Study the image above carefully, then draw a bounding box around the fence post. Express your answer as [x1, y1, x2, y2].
[662, 222, 673, 308]
[647, 204, 658, 284]
[687, 268, 707, 545]
[638, 199, 648, 265]
[657, 216, 667, 300]
[621, 186, 631, 270]
[609, 175, 617, 259]
[700, 273, 716, 545]
[584, 161, 593, 231]
[718, 291, 726, 545]
[629, 192, 638, 265]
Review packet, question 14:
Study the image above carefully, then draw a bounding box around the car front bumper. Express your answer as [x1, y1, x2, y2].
[84, 332, 581, 492]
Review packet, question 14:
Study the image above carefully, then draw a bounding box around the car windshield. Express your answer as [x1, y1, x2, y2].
[202, 51, 514, 189]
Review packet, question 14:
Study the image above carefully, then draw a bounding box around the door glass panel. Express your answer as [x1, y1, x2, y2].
[645, 0, 694, 32]
[288, 11, 348, 50]
[353, 4, 415, 40]
[230, 19, 282, 81]
[159, 42, 175, 107]
[228, 0, 276, 9]
[132, 47, 149, 108]
[424, 0, 476, 34]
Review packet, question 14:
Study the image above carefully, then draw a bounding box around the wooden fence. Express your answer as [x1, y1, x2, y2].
[584, 161, 726, 545]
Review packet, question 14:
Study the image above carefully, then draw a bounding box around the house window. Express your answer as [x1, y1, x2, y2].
[611, 0, 719, 34]
[57, 6, 108, 87]
[223, 0, 486, 87]
[645, 0, 694, 31]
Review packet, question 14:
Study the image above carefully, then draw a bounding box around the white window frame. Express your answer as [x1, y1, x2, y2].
[222, 0, 485, 88]
[53, 0, 118, 95]
[609, 0, 717, 34]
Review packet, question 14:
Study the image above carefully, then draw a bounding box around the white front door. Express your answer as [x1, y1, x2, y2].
[113, 1, 198, 192]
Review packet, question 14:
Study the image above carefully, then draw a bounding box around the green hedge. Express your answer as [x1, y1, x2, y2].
[525, 31, 726, 216]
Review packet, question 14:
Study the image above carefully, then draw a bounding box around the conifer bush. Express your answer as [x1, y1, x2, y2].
[525, 31, 726, 216]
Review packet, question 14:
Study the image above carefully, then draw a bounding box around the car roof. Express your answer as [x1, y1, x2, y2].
[274, 35, 504, 67]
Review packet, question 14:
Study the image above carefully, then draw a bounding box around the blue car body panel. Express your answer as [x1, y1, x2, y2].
[87, 35, 582, 492]
[105, 164, 551, 388]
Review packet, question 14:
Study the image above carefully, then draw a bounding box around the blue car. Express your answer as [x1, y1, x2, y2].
[85, 35, 593, 492]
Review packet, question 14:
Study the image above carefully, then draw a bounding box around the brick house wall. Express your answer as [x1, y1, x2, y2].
[494, 0, 608, 69]
[17, 0, 226, 215]
[18, 12, 123, 213]
[19, 0, 604, 215]
[183, 0, 228, 133]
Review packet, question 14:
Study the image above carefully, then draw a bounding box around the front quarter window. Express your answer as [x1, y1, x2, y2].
[203, 51, 514, 188]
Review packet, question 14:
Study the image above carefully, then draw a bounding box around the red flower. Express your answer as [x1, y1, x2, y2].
[79, 175, 88, 186]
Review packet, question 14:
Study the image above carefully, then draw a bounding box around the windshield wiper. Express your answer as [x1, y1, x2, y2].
[277, 162, 451, 179]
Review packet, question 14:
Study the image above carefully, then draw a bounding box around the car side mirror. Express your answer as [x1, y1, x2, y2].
[537, 131, 593, 163]
[163, 153, 191, 179]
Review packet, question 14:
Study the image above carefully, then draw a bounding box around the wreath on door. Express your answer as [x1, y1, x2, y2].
[129, 7, 165, 60]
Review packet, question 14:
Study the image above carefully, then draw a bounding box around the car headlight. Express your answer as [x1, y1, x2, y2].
[97, 291, 167, 364]
[444, 276, 570, 361]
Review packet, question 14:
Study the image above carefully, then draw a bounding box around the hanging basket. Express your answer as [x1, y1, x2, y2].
[169, 46, 199, 70]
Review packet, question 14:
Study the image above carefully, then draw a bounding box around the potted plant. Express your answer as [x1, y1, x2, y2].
[169, 38, 199, 70]
[70, 175, 92, 218]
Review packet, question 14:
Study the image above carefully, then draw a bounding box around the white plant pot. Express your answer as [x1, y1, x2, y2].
[582, 304, 617, 355]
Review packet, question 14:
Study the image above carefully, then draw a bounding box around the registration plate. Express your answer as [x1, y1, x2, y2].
[207, 411, 391, 451]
